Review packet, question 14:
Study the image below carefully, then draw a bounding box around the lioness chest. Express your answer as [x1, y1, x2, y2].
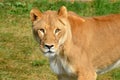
[49, 56, 77, 79]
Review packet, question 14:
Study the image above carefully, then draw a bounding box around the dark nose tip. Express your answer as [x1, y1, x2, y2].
[45, 44, 54, 49]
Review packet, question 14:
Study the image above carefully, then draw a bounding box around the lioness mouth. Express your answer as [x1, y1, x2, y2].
[45, 50, 54, 54]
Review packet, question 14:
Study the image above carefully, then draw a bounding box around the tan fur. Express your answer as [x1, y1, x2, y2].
[30, 6, 120, 80]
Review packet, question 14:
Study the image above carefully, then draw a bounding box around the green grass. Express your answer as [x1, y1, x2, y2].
[0, 0, 120, 80]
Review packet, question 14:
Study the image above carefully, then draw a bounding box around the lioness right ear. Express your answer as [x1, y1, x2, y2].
[30, 8, 42, 22]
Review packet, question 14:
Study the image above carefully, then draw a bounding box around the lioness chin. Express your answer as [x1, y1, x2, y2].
[30, 6, 120, 80]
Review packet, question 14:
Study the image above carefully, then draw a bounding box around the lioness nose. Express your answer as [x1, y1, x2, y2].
[45, 44, 54, 49]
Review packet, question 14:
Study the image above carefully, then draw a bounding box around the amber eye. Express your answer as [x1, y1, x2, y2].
[39, 29, 45, 33]
[55, 28, 61, 34]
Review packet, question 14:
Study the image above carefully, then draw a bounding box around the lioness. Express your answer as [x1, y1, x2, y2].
[30, 6, 120, 80]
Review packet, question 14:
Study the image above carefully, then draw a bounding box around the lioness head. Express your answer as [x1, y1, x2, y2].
[30, 6, 72, 57]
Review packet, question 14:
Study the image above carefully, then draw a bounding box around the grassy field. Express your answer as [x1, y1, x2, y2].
[0, 0, 120, 80]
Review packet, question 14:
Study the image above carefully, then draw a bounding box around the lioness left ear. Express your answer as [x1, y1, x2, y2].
[30, 8, 42, 22]
[58, 6, 68, 18]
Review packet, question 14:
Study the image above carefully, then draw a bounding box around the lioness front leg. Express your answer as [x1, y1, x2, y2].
[78, 71, 97, 80]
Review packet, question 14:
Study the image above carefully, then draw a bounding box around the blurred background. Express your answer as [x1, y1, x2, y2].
[0, 0, 120, 80]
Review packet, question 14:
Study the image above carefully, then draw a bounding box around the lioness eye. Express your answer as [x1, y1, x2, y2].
[55, 28, 61, 34]
[39, 29, 45, 33]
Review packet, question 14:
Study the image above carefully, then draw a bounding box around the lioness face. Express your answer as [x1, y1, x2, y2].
[34, 17, 67, 57]
[30, 7, 70, 57]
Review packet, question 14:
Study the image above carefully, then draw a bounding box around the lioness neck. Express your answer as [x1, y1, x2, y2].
[49, 36, 80, 75]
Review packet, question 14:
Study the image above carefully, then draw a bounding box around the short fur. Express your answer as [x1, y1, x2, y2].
[30, 6, 120, 80]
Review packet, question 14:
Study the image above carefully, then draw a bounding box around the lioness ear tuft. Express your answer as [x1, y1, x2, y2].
[30, 8, 42, 22]
[58, 6, 67, 18]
